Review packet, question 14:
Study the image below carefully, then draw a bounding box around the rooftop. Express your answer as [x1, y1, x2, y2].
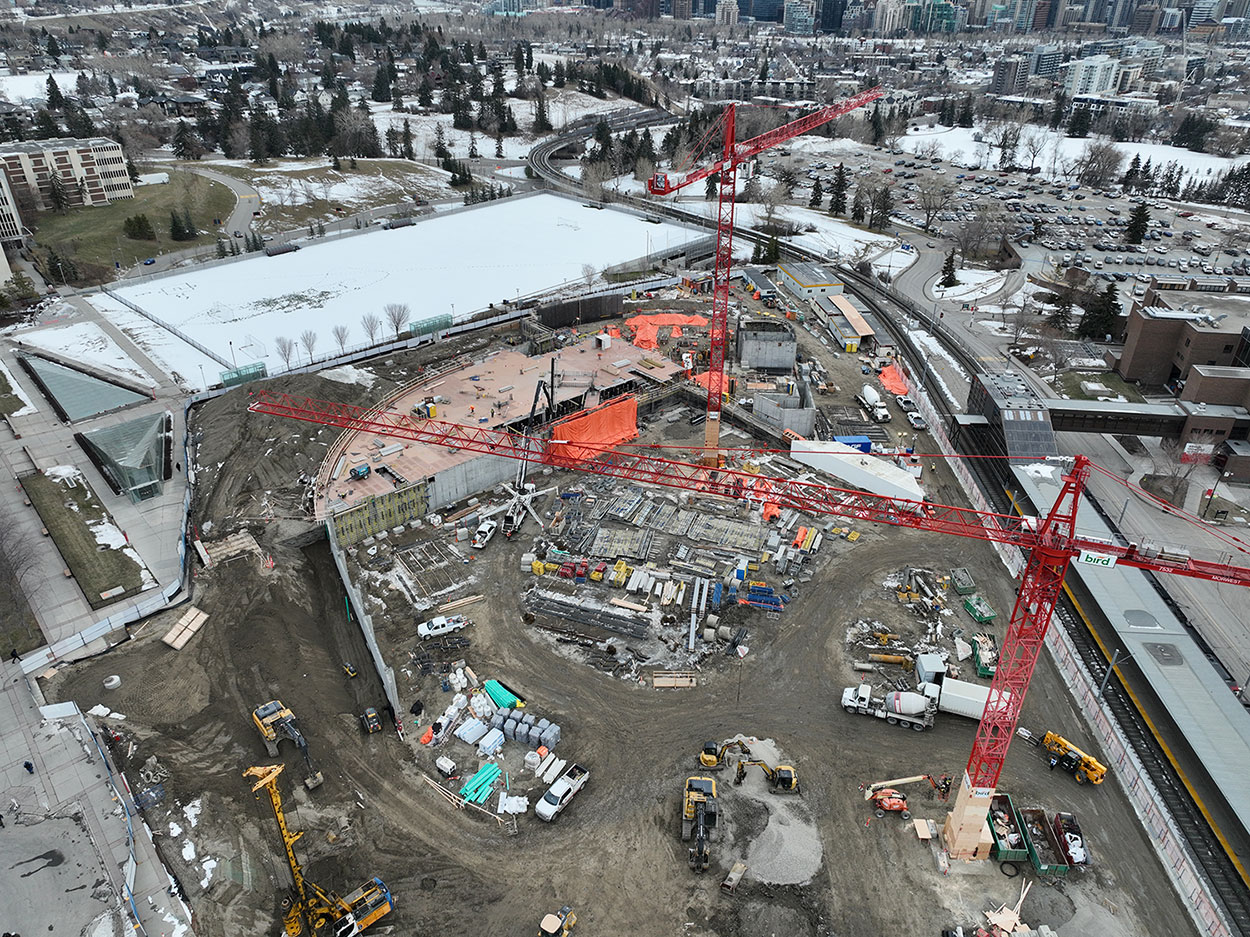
[316, 342, 683, 516]
[779, 261, 841, 287]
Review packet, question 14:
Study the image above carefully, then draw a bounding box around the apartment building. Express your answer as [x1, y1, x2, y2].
[0, 137, 132, 212]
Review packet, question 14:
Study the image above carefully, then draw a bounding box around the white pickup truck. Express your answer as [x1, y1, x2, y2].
[471, 519, 498, 549]
[535, 764, 588, 821]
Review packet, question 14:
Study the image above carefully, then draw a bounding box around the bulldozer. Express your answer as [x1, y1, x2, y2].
[681, 777, 719, 873]
[1041, 731, 1107, 785]
[863, 775, 946, 819]
[252, 700, 324, 790]
[733, 759, 801, 794]
[538, 906, 576, 936]
[697, 739, 751, 771]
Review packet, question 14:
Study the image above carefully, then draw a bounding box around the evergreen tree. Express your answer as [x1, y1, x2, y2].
[1121, 153, 1141, 189]
[1048, 292, 1074, 332]
[851, 185, 867, 223]
[47, 172, 68, 212]
[939, 249, 958, 288]
[45, 75, 65, 110]
[1078, 283, 1121, 340]
[766, 234, 780, 263]
[468, 131, 479, 158]
[495, 132, 504, 159]
[751, 240, 763, 263]
[533, 89, 552, 133]
[216, 239, 228, 259]
[870, 104, 885, 145]
[170, 210, 187, 240]
[1066, 107, 1091, 138]
[46, 34, 61, 58]
[553, 61, 566, 87]
[829, 164, 848, 216]
[126, 157, 139, 183]
[957, 95, 974, 128]
[1125, 203, 1150, 244]
[809, 178, 823, 209]
[1049, 91, 1067, 130]
[705, 172, 719, 201]
[370, 67, 391, 103]
[182, 207, 195, 239]
[33, 109, 58, 138]
[401, 120, 415, 160]
[868, 185, 893, 230]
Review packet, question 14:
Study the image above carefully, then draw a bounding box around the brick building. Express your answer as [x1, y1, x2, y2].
[1112, 298, 1249, 388]
[0, 137, 133, 213]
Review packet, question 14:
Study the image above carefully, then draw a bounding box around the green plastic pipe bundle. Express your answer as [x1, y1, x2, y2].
[459, 764, 501, 802]
[484, 680, 520, 708]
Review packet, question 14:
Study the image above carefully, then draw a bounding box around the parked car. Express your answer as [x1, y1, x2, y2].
[895, 395, 917, 412]
[143, 257, 156, 265]
[907, 412, 928, 430]
[417, 615, 472, 639]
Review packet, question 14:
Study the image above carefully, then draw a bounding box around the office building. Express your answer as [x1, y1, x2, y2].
[990, 56, 1028, 94]
[784, 0, 816, 31]
[0, 137, 132, 213]
[1030, 43, 1063, 76]
[717, 0, 741, 21]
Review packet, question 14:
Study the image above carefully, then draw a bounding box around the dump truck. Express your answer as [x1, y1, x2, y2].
[841, 684, 935, 731]
[918, 678, 1007, 721]
[535, 764, 589, 822]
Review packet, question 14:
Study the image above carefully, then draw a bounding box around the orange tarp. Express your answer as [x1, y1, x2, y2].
[879, 363, 908, 396]
[548, 395, 638, 464]
[671, 326, 683, 338]
[624, 313, 708, 350]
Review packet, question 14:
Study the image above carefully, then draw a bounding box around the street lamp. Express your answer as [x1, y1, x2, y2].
[1203, 470, 1233, 519]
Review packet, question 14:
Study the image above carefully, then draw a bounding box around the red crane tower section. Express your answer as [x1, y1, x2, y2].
[248, 389, 1250, 854]
[646, 86, 883, 463]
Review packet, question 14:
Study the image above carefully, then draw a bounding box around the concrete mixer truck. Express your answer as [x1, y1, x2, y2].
[840, 683, 936, 731]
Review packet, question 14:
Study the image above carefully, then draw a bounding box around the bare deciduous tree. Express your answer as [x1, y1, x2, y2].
[915, 179, 955, 232]
[1020, 129, 1048, 173]
[581, 264, 597, 292]
[299, 329, 318, 361]
[952, 205, 996, 265]
[1074, 140, 1125, 189]
[332, 324, 350, 353]
[275, 336, 296, 368]
[361, 312, 381, 343]
[384, 302, 411, 337]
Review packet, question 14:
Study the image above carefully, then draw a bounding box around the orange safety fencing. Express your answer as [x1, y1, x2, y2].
[548, 395, 638, 464]
[879, 363, 908, 396]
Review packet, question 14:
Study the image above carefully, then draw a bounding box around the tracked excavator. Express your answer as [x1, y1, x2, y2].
[680, 777, 719, 873]
[733, 759, 801, 794]
[697, 739, 751, 771]
[253, 700, 324, 790]
[244, 764, 393, 937]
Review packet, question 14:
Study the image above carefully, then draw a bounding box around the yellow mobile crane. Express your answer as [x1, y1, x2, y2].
[244, 764, 394, 937]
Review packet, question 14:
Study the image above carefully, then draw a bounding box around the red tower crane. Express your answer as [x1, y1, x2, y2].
[645, 86, 883, 464]
[247, 390, 1250, 855]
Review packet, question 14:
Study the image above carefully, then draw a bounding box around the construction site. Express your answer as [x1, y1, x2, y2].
[14, 89, 1250, 937]
[34, 292, 1207, 937]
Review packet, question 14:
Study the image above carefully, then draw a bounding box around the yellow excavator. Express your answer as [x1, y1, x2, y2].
[1042, 731, 1108, 784]
[252, 700, 324, 790]
[697, 739, 751, 771]
[244, 764, 394, 937]
[733, 759, 801, 794]
[680, 777, 719, 873]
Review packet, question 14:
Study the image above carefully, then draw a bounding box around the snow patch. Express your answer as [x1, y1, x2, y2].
[199, 857, 217, 889]
[321, 365, 376, 388]
[44, 464, 84, 484]
[0, 357, 37, 415]
[932, 268, 1008, 301]
[17, 321, 157, 389]
[86, 703, 127, 720]
[169, 821, 183, 838]
[182, 799, 202, 828]
[181, 839, 196, 862]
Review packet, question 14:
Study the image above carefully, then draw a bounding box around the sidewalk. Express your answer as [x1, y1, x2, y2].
[0, 657, 195, 937]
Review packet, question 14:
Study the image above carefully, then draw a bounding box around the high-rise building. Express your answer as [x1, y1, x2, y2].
[1029, 43, 1062, 76]
[717, 0, 741, 21]
[1059, 54, 1120, 94]
[1131, 3, 1162, 31]
[784, 0, 816, 31]
[673, 0, 692, 16]
[0, 137, 132, 213]
[990, 56, 1028, 94]
[0, 168, 23, 254]
[818, 0, 847, 30]
[1012, 0, 1039, 30]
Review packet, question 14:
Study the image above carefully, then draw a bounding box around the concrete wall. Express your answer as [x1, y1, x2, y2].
[1117, 307, 1185, 384]
[737, 322, 797, 371]
[427, 453, 519, 512]
[754, 389, 816, 436]
[1180, 368, 1250, 409]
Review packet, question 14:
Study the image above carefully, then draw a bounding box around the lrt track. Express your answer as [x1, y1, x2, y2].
[531, 114, 1250, 931]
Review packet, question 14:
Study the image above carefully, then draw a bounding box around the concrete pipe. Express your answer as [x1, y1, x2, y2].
[103, 675, 122, 690]
[852, 662, 877, 673]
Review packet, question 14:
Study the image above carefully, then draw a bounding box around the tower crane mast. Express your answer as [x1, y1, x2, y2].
[246, 391, 1250, 855]
[645, 86, 883, 464]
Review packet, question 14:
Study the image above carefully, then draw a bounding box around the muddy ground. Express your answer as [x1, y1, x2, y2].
[43, 318, 1200, 937]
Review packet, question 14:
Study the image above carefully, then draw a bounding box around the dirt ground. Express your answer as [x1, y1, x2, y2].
[42, 318, 1203, 937]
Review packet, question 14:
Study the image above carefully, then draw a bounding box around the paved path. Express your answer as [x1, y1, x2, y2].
[0, 658, 195, 937]
[0, 294, 189, 652]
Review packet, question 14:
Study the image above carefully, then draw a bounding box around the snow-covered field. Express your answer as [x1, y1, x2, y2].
[93, 194, 702, 390]
[212, 159, 454, 212]
[369, 91, 633, 163]
[932, 268, 1008, 301]
[900, 124, 1250, 183]
[20, 321, 156, 388]
[0, 70, 80, 103]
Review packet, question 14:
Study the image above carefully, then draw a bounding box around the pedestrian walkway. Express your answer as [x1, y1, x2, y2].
[0, 657, 196, 936]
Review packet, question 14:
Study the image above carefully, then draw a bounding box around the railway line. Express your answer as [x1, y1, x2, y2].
[529, 112, 1250, 933]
